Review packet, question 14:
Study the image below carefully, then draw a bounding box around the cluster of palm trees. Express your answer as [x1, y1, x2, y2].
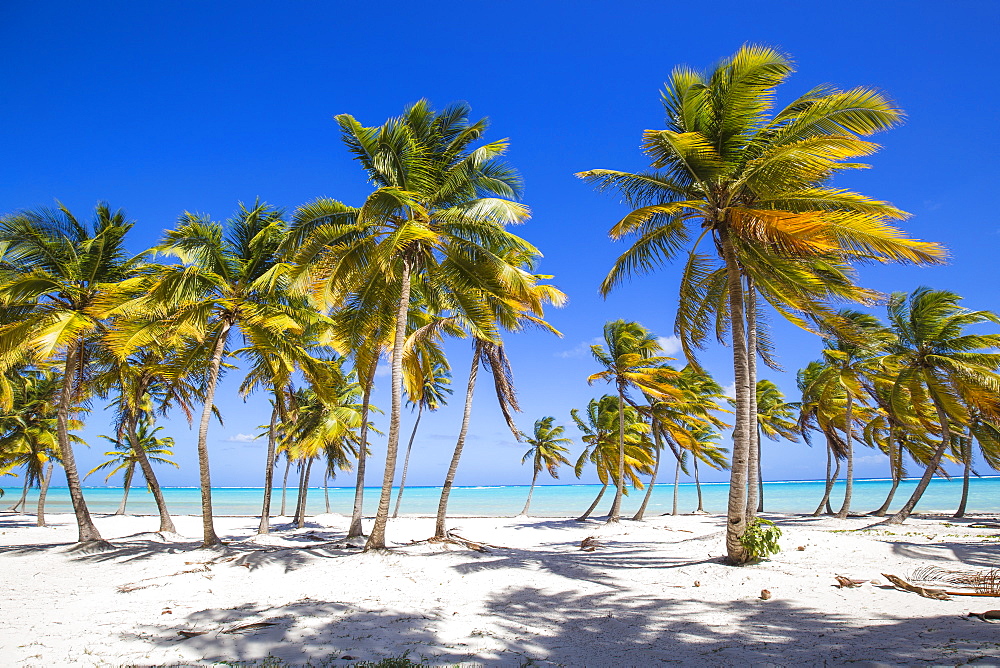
[0, 101, 564, 550]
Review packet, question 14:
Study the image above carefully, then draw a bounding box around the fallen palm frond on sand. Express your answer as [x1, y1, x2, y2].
[580, 536, 602, 551]
[910, 566, 1000, 595]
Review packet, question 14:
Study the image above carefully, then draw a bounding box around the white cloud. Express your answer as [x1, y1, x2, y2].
[226, 433, 258, 443]
[375, 363, 391, 377]
[722, 381, 737, 399]
[556, 338, 602, 359]
[657, 335, 682, 356]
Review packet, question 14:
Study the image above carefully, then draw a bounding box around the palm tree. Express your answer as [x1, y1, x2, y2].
[954, 409, 1000, 517]
[578, 46, 945, 562]
[518, 417, 572, 515]
[588, 320, 679, 522]
[753, 379, 799, 513]
[879, 288, 1000, 525]
[85, 416, 178, 514]
[0, 203, 149, 544]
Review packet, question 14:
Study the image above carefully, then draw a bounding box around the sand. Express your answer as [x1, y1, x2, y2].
[1, 511, 999, 666]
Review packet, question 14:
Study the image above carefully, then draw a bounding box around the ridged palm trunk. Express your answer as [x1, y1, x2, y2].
[36, 461, 54, 527]
[577, 482, 609, 521]
[721, 230, 751, 563]
[632, 426, 664, 521]
[835, 394, 855, 519]
[606, 384, 627, 523]
[294, 458, 313, 529]
[366, 258, 413, 551]
[813, 438, 836, 516]
[393, 405, 423, 518]
[871, 425, 900, 517]
[693, 458, 705, 513]
[324, 473, 331, 513]
[257, 405, 279, 534]
[520, 467, 540, 516]
[9, 477, 29, 513]
[954, 426, 973, 519]
[671, 454, 681, 516]
[280, 456, 290, 516]
[126, 411, 175, 533]
[745, 282, 760, 523]
[194, 320, 232, 548]
[348, 363, 378, 538]
[115, 463, 135, 515]
[434, 353, 479, 538]
[882, 400, 953, 525]
[58, 340, 104, 544]
[757, 453, 765, 513]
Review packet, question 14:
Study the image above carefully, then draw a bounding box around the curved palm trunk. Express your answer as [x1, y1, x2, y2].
[813, 437, 836, 517]
[257, 405, 279, 534]
[10, 477, 30, 513]
[36, 461, 54, 527]
[882, 399, 953, 525]
[324, 472, 331, 514]
[720, 229, 751, 563]
[294, 458, 313, 529]
[280, 456, 290, 516]
[871, 425, 900, 517]
[194, 320, 231, 548]
[126, 411, 175, 533]
[434, 353, 479, 538]
[116, 462, 135, 515]
[745, 282, 760, 523]
[520, 466, 540, 516]
[694, 458, 705, 513]
[671, 454, 681, 516]
[954, 425, 973, 518]
[836, 394, 855, 519]
[607, 385, 627, 523]
[366, 258, 413, 550]
[577, 482, 609, 521]
[393, 405, 423, 518]
[633, 426, 664, 521]
[58, 340, 104, 544]
[827, 457, 841, 515]
[349, 362, 378, 538]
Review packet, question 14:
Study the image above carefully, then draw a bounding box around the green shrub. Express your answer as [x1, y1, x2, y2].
[740, 517, 782, 562]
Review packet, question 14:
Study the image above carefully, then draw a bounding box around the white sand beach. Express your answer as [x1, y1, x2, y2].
[2, 512, 999, 666]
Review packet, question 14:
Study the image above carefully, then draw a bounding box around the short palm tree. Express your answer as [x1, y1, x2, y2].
[519, 417, 572, 515]
[85, 416, 178, 514]
[752, 379, 799, 513]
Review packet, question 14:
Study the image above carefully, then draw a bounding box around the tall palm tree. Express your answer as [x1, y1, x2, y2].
[85, 416, 178, 514]
[0, 203, 149, 544]
[578, 46, 945, 562]
[879, 288, 1000, 525]
[588, 320, 679, 522]
[518, 416, 572, 515]
[753, 379, 799, 513]
[954, 410, 1000, 518]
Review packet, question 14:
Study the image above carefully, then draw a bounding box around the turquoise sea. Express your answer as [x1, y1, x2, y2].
[3, 476, 998, 517]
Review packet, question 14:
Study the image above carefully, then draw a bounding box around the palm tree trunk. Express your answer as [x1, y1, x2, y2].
[294, 458, 313, 529]
[520, 467, 540, 516]
[257, 405, 279, 534]
[366, 257, 413, 550]
[393, 404, 423, 518]
[349, 361, 378, 538]
[836, 394, 855, 519]
[324, 471, 331, 514]
[116, 462, 135, 515]
[757, 452, 765, 513]
[10, 476, 30, 513]
[633, 425, 663, 521]
[745, 281, 760, 523]
[694, 458, 705, 513]
[126, 411, 175, 533]
[194, 320, 231, 547]
[954, 425, 973, 518]
[36, 461, 54, 527]
[871, 425, 899, 517]
[827, 457, 841, 514]
[882, 399, 953, 525]
[577, 482, 609, 521]
[607, 384, 627, 523]
[58, 339, 104, 544]
[280, 455, 290, 516]
[720, 228, 751, 563]
[671, 453, 681, 516]
[434, 351, 479, 538]
[813, 437, 835, 516]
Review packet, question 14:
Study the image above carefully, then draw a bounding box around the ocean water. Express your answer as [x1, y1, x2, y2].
[3, 476, 998, 517]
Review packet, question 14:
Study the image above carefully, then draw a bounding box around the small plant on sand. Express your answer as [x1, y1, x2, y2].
[740, 518, 782, 562]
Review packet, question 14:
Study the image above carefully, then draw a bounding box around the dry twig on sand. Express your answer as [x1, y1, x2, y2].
[882, 573, 951, 600]
[834, 576, 866, 588]
[580, 536, 602, 552]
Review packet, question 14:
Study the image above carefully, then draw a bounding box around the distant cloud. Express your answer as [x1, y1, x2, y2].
[722, 381, 737, 399]
[226, 433, 258, 443]
[657, 335, 682, 356]
[375, 363, 391, 377]
[557, 338, 602, 359]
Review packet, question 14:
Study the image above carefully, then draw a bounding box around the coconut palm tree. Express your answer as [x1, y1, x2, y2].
[85, 416, 178, 514]
[578, 45, 945, 562]
[753, 379, 799, 513]
[954, 409, 1000, 518]
[519, 417, 572, 515]
[0, 203, 150, 544]
[588, 320, 680, 522]
[879, 289, 1000, 525]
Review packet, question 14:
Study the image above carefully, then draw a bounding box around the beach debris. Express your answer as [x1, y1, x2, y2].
[835, 576, 867, 589]
[340, 656, 357, 661]
[221, 621, 277, 635]
[870, 579, 882, 585]
[968, 610, 1000, 623]
[177, 630, 207, 639]
[969, 523, 1000, 529]
[693, 581, 701, 587]
[161, 609, 172, 615]
[580, 536, 602, 552]
[910, 566, 1000, 596]
[421, 531, 505, 553]
[882, 573, 951, 600]
[760, 589, 772, 600]
[796, 545, 806, 551]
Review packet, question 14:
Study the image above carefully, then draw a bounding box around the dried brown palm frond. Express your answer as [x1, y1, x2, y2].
[910, 566, 1000, 595]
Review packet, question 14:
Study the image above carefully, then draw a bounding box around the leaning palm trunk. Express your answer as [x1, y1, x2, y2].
[36, 461, 54, 527]
[745, 282, 760, 523]
[257, 406, 279, 534]
[58, 340, 104, 544]
[116, 462, 135, 515]
[871, 425, 900, 517]
[577, 481, 609, 521]
[9, 477, 30, 513]
[434, 354, 479, 538]
[194, 321, 231, 547]
[693, 458, 705, 513]
[349, 362, 378, 538]
[606, 385, 627, 523]
[671, 453, 681, 516]
[882, 401, 953, 525]
[366, 258, 413, 550]
[836, 394, 855, 519]
[954, 426, 973, 518]
[280, 456, 290, 516]
[813, 438, 836, 516]
[324, 473, 331, 513]
[827, 457, 841, 515]
[520, 466, 540, 516]
[721, 230, 751, 563]
[632, 426, 664, 520]
[126, 411, 175, 533]
[393, 405, 423, 518]
[294, 458, 313, 529]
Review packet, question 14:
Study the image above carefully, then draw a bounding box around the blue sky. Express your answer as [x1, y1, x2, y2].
[1, 1, 997, 488]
